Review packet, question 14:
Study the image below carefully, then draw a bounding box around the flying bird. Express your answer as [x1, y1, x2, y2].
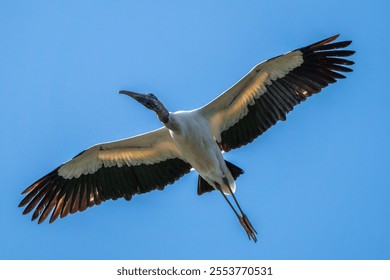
[19, 34, 354, 242]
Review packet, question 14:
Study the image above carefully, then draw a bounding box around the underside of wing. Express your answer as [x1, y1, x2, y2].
[19, 127, 192, 224]
[201, 35, 355, 151]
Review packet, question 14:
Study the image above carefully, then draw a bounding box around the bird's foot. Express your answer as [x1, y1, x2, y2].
[238, 214, 258, 243]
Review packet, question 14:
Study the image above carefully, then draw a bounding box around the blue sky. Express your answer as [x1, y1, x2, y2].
[1, 0, 389, 259]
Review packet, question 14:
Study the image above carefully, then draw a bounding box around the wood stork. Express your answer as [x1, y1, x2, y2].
[19, 34, 354, 242]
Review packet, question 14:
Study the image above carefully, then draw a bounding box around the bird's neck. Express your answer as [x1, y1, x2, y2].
[155, 102, 170, 124]
[157, 110, 169, 124]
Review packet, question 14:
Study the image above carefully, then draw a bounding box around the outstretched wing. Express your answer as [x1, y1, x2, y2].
[200, 34, 354, 151]
[19, 127, 192, 224]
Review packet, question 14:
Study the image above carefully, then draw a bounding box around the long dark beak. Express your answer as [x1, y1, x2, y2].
[119, 90, 145, 100]
[120, 90, 168, 123]
[119, 90, 150, 106]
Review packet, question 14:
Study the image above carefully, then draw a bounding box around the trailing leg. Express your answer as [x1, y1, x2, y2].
[215, 181, 257, 242]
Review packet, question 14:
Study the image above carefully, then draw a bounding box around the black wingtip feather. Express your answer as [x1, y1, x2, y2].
[20, 158, 192, 224]
[301, 34, 340, 51]
[315, 40, 352, 51]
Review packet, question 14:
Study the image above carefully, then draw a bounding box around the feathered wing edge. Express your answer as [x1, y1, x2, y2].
[201, 34, 354, 151]
[19, 128, 192, 224]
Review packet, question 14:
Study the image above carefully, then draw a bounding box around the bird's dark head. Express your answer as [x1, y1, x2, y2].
[119, 90, 160, 110]
[119, 90, 169, 123]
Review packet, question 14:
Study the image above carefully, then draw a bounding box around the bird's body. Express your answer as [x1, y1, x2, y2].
[19, 35, 355, 242]
[168, 111, 235, 194]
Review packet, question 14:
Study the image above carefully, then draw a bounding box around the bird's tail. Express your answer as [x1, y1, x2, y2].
[225, 161, 244, 180]
[197, 160, 244, 195]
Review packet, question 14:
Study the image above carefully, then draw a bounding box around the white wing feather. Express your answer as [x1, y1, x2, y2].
[58, 127, 183, 179]
[200, 50, 303, 142]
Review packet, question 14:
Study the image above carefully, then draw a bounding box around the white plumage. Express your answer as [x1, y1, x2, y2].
[58, 127, 179, 179]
